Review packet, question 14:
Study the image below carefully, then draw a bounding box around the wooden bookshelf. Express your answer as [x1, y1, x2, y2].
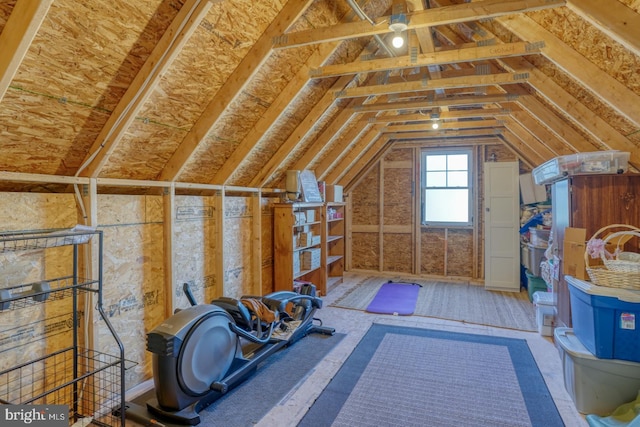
[325, 202, 345, 293]
[273, 202, 326, 294]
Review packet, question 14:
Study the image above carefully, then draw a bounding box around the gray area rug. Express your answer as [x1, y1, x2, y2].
[129, 332, 343, 427]
[332, 276, 537, 331]
[299, 324, 563, 427]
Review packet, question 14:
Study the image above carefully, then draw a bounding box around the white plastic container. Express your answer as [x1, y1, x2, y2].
[554, 327, 640, 415]
[532, 151, 630, 185]
[533, 291, 555, 336]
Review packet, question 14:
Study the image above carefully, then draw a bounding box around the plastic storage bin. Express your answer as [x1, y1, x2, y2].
[527, 243, 546, 276]
[529, 227, 550, 248]
[525, 270, 547, 302]
[533, 291, 556, 336]
[567, 276, 640, 363]
[532, 151, 630, 185]
[555, 327, 640, 415]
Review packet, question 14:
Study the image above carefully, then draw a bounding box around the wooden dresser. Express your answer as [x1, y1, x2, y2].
[552, 174, 640, 327]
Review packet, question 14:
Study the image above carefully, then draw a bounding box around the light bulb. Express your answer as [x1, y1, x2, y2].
[432, 122, 439, 129]
[392, 31, 404, 48]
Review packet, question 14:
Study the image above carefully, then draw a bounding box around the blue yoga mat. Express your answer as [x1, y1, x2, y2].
[365, 281, 421, 315]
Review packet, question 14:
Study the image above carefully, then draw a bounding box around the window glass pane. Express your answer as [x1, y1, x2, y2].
[424, 189, 469, 222]
[426, 155, 446, 171]
[426, 171, 446, 187]
[447, 154, 468, 170]
[447, 171, 468, 187]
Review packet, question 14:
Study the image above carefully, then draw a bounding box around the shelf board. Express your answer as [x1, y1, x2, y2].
[327, 255, 343, 265]
[326, 235, 343, 243]
[293, 266, 321, 279]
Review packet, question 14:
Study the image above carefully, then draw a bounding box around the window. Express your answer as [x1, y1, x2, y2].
[421, 149, 472, 225]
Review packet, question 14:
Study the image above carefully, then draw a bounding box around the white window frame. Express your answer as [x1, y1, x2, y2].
[420, 148, 473, 227]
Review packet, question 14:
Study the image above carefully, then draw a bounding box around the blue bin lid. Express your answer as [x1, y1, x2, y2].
[566, 276, 640, 303]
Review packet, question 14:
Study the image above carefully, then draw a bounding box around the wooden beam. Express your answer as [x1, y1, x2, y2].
[566, 0, 640, 57]
[334, 72, 529, 98]
[496, 14, 640, 128]
[353, 94, 517, 113]
[384, 119, 503, 133]
[324, 126, 384, 185]
[341, 138, 394, 191]
[0, 0, 53, 102]
[366, 107, 510, 123]
[505, 104, 574, 157]
[249, 75, 355, 188]
[499, 130, 542, 167]
[500, 57, 640, 168]
[384, 128, 503, 139]
[501, 116, 555, 162]
[315, 122, 374, 182]
[79, 0, 214, 178]
[212, 41, 341, 184]
[158, 0, 313, 181]
[311, 42, 542, 78]
[274, 0, 565, 49]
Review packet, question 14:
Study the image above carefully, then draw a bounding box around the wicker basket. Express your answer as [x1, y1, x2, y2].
[584, 224, 640, 290]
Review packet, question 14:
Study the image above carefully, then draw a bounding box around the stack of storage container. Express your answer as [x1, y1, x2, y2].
[555, 276, 640, 416]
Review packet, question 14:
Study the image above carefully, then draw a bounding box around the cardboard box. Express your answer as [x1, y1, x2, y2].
[301, 248, 321, 270]
[519, 173, 547, 205]
[563, 227, 633, 280]
[326, 185, 343, 203]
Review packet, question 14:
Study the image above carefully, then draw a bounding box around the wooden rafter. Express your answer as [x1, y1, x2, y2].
[505, 104, 574, 157]
[314, 121, 374, 182]
[501, 116, 555, 161]
[326, 125, 384, 185]
[334, 72, 529, 98]
[79, 0, 216, 178]
[383, 128, 503, 139]
[499, 130, 544, 166]
[212, 41, 341, 185]
[497, 14, 640, 128]
[0, 0, 53, 102]
[249, 74, 355, 187]
[273, 0, 565, 49]
[310, 42, 542, 78]
[383, 119, 503, 133]
[499, 57, 640, 167]
[366, 107, 510, 123]
[353, 94, 518, 113]
[566, 0, 640, 57]
[158, 0, 313, 182]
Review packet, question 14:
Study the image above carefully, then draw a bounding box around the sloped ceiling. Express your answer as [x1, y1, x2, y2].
[0, 0, 639, 194]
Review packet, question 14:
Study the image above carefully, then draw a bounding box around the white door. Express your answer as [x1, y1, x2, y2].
[484, 161, 520, 292]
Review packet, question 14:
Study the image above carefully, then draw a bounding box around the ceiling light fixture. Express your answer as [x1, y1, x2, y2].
[430, 107, 440, 129]
[389, 13, 408, 49]
[431, 121, 440, 129]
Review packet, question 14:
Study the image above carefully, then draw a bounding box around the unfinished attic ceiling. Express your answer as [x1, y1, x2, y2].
[0, 0, 639, 193]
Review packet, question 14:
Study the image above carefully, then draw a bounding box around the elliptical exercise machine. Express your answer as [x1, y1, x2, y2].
[126, 282, 333, 426]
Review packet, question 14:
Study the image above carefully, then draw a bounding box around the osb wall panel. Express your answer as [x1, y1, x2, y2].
[421, 229, 445, 275]
[178, 0, 343, 185]
[351, 232, 379, 271]
[446, 229, 473, 277]
[620, 0, 640, 13]
[2, 0, 175, 176]
[485, 144, 516, 163]
[97, 194, 164, 386]
[382, 233, 413, 273]
[351, 163, 380, 225]
[385, 146, 413, 162]
[173, 195, 217, 308]
[0, 193, 77, 399]
[223, 197, 254, 299]
[383, 162, 413, 226]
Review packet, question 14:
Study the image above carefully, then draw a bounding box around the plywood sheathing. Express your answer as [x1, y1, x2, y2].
[176, 0, 346, 185]
[97, 195, 165, 385]
[420, 229, 445, 275]
[351, 162, 380, 270]
[489, 9, 640, 146]
[0, 0, 177, 176]
[223, 196, 254, 298]
[447, 229, 473, 277]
